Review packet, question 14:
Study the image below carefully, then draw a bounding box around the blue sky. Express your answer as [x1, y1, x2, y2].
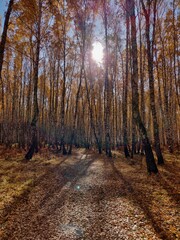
[0, 0, 8, 26]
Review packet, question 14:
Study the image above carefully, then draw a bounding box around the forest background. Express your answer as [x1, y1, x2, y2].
[0, 0, 179, 174]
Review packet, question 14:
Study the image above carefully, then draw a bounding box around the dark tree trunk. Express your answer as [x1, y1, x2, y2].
[60, 1, 67, 155]
[0, 0, 14, 121]
[139, 15, 145, 123]
[25, 0, 42, 160]
[68, 48, 84, 155]
[131, 129, 136, 158]
[123, 0, 130, 158]
[84, 69, 102, 154]
[129, 0, 158, 174]
[104, 0, 112, 158]
[172, 0, 180, 107]
[60, 39, 67, 155]
[141, 0, 164, 165]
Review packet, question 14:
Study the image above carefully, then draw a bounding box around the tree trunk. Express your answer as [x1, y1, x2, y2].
[123, 0, 130, 158]
[0, 0, 14, 119]
[25, 0, 42, 160]
[68, 35, 85, 154]
[157, 21, 173, 152]
[172, 0, 180, 107]
[141, 0, 164, 164]
[84, 68, 102, 154]
[129, 0, 158, 174]
[104, 0, 112, 157]
[61, 20, 67, 155]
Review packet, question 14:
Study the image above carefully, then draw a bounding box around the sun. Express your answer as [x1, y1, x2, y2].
[92, 42, 104, 65]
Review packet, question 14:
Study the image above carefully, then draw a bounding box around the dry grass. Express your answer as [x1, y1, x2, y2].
[0, 147, 63, 218]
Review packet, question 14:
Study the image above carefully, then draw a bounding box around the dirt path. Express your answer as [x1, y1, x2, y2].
[1, 149, 179, 239]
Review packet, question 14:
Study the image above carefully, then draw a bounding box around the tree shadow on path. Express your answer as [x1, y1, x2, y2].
[1, 151, 96, 240]
[107, 158, 176, 240]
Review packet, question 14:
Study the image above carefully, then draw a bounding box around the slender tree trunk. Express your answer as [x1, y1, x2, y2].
[155, 47, 165, 146]
[157, 22, 173, 152]
[141, 0, 164, 164]
[25, 0, 42, 160]
[27, 34, 34, 125]
[138, 5, 145, 124]
[54, 57, 59, 147]
[138, 8, 146, 155]
[131, 113, 136, 158]
[172, 0, 180, 107]
[42, 58, 46, 128]
[123, 0, 130, 158]
[61, 23, 67, 155]
[68, 30, 85, 154]
[84, 68, 102, 153]
[0, 0, 14, 145]
[68, 64, 83, 154]
[129, 0, 158, 173]
[104, 0, 112, 157]
[0, 0, 14, 119]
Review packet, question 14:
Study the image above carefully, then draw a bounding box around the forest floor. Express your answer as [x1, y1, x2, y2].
[0, 146, 179, 240]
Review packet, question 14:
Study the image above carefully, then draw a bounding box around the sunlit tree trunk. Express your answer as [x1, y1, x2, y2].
[157, 15, 173, 153]
[154, 47, 165, 146]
